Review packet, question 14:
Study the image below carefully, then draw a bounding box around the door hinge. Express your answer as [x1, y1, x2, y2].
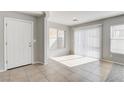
[5, 42, 7, 46]
[6, 23, 7, 27]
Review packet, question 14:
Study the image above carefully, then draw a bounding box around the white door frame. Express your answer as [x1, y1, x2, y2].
[4, 17, 34, 70]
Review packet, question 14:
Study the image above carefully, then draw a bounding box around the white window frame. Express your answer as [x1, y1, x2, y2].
[73, 24, 102, 59]
[110, 24, 124, 55]
[48, 28, 66, 49]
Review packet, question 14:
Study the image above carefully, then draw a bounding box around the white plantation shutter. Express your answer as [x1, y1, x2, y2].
[74, 25, 101, 59]
[58, 30, 65, 48]
[49, 28, 58, 49]
[111, 24, 124, 54]
[49, 28, 65, 49]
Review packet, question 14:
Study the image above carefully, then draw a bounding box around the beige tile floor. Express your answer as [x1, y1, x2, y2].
[0, 60, 113, 82]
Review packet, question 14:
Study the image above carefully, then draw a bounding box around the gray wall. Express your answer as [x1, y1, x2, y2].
[37, 16, 45, 63]
[71, 15, 124, 64]
[47, 22, 71, 57]
[0, 11, 44, 70]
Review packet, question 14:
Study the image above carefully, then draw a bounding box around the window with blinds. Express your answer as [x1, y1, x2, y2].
[111, 24, 124, 54]
[74, 25, 101, 59]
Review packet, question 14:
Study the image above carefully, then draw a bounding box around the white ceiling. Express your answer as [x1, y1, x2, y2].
[48, 11, 124, 26]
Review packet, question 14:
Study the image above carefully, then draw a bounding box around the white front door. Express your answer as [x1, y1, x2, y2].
[4, 18, 33, 69]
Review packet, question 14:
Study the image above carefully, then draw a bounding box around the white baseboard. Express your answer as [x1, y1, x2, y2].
[0, 61, 45, 72]
[32, 61, 44, 65]
[101, 59, 124, 66]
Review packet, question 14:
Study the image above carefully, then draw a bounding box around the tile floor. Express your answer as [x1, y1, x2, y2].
[0, 59, 123, 82]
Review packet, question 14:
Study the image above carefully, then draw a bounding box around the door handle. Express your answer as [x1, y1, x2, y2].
[28, 42, 32, 47]
[29, 45, 32, 47]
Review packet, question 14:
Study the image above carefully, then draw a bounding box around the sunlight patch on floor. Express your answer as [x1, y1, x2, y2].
[50, 55, 98, 67]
